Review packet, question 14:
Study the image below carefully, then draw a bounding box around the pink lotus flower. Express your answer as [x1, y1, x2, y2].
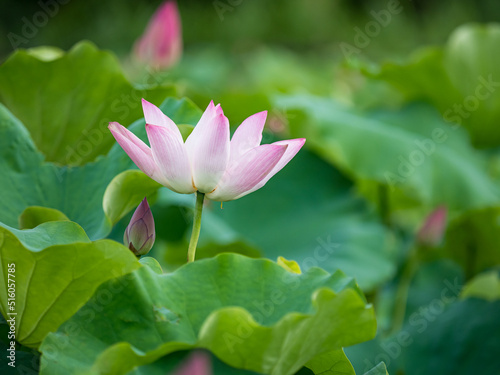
[133, 1, 182, 70]
[417, 206, 447, 247]
[109, 99, 305, 202]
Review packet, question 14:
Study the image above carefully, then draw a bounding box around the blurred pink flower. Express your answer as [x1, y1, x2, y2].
[134, 1, 182, 70]
[124, 197, 155, 256]
[172, 351, 212, 375]
[109, 99, 305, 201]
[417, 206, 447, 247]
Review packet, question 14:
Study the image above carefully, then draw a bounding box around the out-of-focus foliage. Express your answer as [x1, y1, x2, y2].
[274, 94, 499, 214]
[0, 41, 173, 165]
[461, 270, 500, 301]
[369, 24, 500, 147]
[443, 207, 500, 279]
[1, 1, 500, 373]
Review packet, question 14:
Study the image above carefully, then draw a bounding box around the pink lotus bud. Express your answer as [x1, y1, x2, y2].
[133, 1, 182, 70]
[124, 197, 155, 256]
[417, 206, 447, 247]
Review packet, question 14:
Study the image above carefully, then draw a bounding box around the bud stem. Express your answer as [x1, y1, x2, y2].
[389, 247, 419, 335]
[187, 192, 205, 262]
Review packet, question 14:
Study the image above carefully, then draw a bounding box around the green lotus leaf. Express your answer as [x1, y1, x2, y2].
[460, 270, 500, 301]
[0, 41, 174, 165]
[0, 221, 140, 348]
[103, 170, 162, 227]
[303, 349, 355, 375]
[274, 94, 499, 217]
[368, 23, 500, 148]
[24, 46, 65, 61]
[40, 254, 376, 375]
[277, 256, 301, 274]
[0, 220, 89, 250]
[0, 97, 201, 239]
[18, 206, 70, 230]
[139, 257, 163, 275]
[363, 362, 389, 375]
[364, 47, 460, 115]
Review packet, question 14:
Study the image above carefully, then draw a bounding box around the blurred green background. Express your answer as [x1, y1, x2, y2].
[1, 0, 500, 61]
[1, 1, 500, 374]
[3, 0, 500, 126]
